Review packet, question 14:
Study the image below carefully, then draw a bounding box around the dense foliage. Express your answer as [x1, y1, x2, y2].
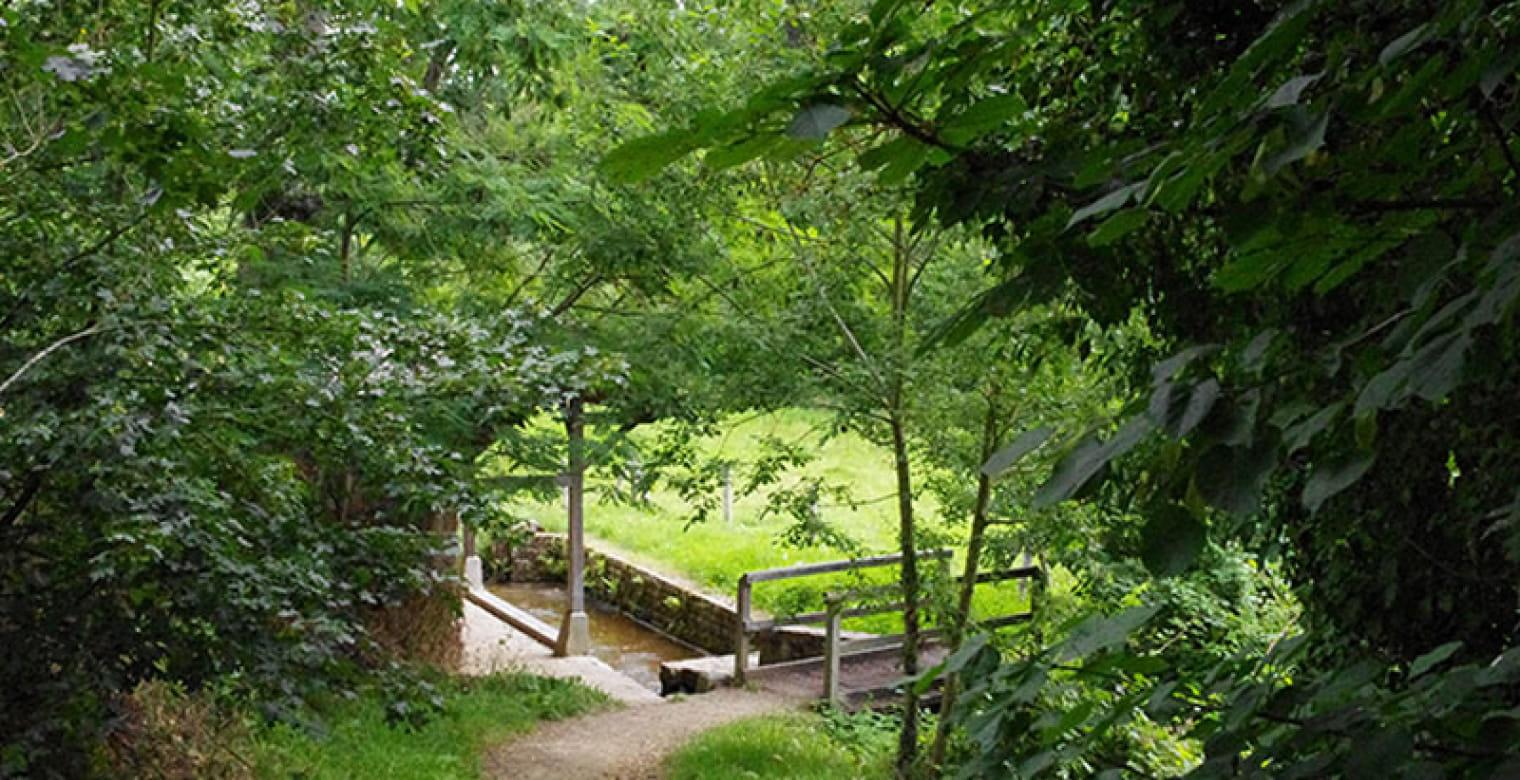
[0, 1, 611, 772]
[610, 0, 1520, 775]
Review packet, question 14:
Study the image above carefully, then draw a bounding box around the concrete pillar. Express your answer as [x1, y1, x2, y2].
[722, 464, 733, 525]
[556, 396, 591, 657]
[462, 524, 483, 588]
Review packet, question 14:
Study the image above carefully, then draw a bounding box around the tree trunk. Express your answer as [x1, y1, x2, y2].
[887, 215, 922, 778]
[928, 397, 1001, 770]
[891, 411, 921, 778]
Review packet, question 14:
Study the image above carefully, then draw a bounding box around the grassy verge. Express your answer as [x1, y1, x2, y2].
[251, 674, 609, 779]
[664, 712, 894, 780]
[494, 409, 1034, 632]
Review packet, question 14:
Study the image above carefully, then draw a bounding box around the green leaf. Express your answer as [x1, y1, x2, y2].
[1151, 344, 1221, 383]
[1198, 1, 1316, 117]
[1215, 252, 1292, 292]
[1068, 182, 1143, 227]
[875, 137, 933, 185]
[599, 130, 698, 183]
[1302, 452, 1375, 513]
[786, 103, 851, 140]
[919, 269, 1064, 353]
[1086, 209, 1148, 247]
[1053, 699, 1096, 734]
[1180, 380, 1220, 438]
[1198, 442, 1279, 516]
[1344, 729, 1414, 776]
[858, 135, 920, 171]
[1409, 641, 1462, 679]
[1140, 504, 1207, 577]
[1264, 107, 1329, 174]
[1379, 23, 1433, 67]
[1035, 416, 1153, 507]
[982, 425, 1055, 478]
[935, 633, 991, 678]
[1405, 331, 1470, 402]
[1057, 604, 1161, 662]
[1149, 379, 1219, 438]
[703, 135, 783, 171]
[1152, 164, 1209, 213]
[941, 93, 1027, 144]
[869, 0, 909, 27]
[1265, 73, 1322, 109]
[1240, 329, 1277, 373]
[1282, 402, 1343, 452]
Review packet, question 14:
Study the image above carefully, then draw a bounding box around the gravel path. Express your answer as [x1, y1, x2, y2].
[481, 688, 801, 780]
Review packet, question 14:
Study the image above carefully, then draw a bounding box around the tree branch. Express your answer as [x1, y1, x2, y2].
[0, 323, 103, 396]
[1, 471, 46, 529]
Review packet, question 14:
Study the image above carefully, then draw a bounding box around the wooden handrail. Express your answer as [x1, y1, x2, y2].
[821, 566, 1045, 703]
[733, 553, 1044, 691]
[733, 549, 952, 684]
[741, 549, 953, 584]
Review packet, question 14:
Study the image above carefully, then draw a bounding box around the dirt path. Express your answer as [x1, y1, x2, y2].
[481, 688, 801, 780]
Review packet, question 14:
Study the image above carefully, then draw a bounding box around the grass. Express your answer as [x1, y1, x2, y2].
[251, 674, 609, 779]
[494, 409, 1035, 633]
[664, 712, 894, 780]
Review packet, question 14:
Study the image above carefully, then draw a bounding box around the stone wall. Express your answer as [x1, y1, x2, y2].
[500, 533, 853, 661]
[501, 533, 738, 654]
[504, 533, 564, 583]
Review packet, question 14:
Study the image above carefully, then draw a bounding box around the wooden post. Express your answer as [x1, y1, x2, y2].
[734, 574, 752, 685]
[823, 595, 842, 705]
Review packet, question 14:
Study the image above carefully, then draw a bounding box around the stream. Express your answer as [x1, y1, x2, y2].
[487, 582, 700, 692]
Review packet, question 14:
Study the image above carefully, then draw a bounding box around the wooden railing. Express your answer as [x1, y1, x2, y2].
[734, 550, 951, 684]
[733, 549, 1043, 698]
[819, 565, 1042, 704]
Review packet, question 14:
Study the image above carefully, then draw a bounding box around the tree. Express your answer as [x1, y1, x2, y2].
[0, 1, 608, 770]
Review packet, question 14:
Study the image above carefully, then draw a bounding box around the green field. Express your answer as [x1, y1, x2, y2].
[491, 410, 1034, 631]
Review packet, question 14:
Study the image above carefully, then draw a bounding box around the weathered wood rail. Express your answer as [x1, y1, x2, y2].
[819, 565, 1041, 704]
[733, 550, 1043, 702]
[734, 549, 952, 685]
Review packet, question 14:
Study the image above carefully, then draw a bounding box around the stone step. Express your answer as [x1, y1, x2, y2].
[660, 653, 759, 695]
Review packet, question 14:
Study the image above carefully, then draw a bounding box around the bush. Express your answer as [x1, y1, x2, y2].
[104, 681, 255, 780]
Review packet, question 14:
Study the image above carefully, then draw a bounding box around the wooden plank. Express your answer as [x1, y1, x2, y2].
[978, 612, 1034, 630]
[465, 588, 557, 648]
[823, 609, 842, 705]
[750, 600, 909, 631]
[964, 565, 1042, 585]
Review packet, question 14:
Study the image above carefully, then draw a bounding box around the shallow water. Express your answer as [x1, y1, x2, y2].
[487, 582, 700, 692]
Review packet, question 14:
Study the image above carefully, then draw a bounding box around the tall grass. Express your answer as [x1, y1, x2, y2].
[664, 712, 894, 780]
